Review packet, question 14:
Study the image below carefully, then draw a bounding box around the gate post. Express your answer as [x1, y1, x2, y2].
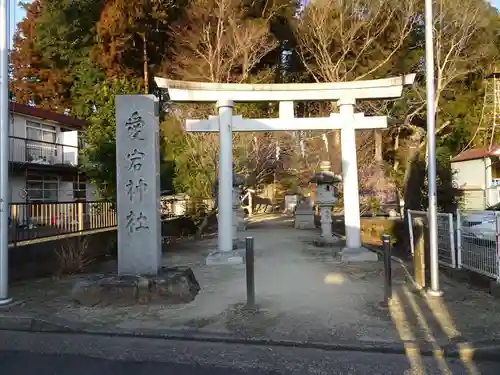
[496, 212, 500, 281]
[448, 212, 456, 268]
[456, 210, 462, 269]
[414, 217, 426, 290]
[407, 209, 414, 256]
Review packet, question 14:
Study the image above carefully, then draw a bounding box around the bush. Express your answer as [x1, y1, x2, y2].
[55, 237, 93, 276]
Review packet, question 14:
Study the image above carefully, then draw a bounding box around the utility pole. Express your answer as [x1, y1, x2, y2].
[424, 0, 442, 297]
[0, 0, 12, 305]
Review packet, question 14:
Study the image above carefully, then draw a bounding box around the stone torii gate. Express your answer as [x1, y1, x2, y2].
[155, 75, 415, 263]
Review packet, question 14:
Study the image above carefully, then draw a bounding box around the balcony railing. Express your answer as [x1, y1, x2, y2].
[9, 136, 79, 167]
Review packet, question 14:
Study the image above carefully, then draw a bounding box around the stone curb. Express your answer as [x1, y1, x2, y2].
[1, 315, 500, 361]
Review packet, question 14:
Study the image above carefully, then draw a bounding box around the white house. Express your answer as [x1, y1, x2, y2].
[8, 102, 99, 204]
[451, 147, 500, 210]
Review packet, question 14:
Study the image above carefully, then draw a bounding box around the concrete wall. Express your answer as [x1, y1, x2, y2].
[462, 190, 487, 210]
[452, 159, 488, 210]
[9, 175, 25, 203]
[452, 159, 486, 190]
[9, 231, 117, 281]
[9, 112, 26, 138]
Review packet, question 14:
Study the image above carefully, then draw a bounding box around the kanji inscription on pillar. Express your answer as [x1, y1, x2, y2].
[116, 95, 161, 275]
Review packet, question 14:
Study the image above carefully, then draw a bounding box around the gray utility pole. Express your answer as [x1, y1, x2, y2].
[425, 0, 443, 297]
[0, 0, 13, 305]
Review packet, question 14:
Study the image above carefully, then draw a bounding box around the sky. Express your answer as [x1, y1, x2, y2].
[9, 0, 30, 47]
[6, 0, 500, 45]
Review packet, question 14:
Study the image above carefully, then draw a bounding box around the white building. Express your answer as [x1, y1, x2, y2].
[451, 147, 500, 210]
[8, 102, 98, 204]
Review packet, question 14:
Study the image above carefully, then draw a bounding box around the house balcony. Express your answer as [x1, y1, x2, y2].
[9, 136, 79, 168]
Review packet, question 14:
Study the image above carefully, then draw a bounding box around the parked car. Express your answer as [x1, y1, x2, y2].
[460, 203, 500, 244]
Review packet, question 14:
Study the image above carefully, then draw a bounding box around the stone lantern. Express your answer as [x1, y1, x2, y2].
[310, 161, 341, 245]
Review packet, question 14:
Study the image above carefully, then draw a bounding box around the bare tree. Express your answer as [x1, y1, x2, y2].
[164, 0, 284, 83]
[294, 0, 417, 83]
[434, 0, 499, 151]
[293, 0, 418, 177]
[161, 0, 293, 232]
[402, 0, 496, 195]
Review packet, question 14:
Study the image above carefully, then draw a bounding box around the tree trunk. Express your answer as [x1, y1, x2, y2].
[196, 208, 217, 238]
[393, 127, 401, 171]
[374, 129, 383, 162]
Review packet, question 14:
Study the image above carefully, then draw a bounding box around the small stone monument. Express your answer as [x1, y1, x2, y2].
[294, 196, 315, 230]
[310, 161, 342, 246]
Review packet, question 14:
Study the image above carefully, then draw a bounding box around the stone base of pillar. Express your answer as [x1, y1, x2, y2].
[341, 246, 378, 262]
[205, 249, 245, 265]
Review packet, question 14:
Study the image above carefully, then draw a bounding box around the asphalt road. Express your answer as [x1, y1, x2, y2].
[1, 331, 500, 374]
[0, 351, 267, 375]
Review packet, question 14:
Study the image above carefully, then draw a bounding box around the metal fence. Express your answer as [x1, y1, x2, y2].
[407, 209, 456, 269]
[457, 210, 499, 279]
[407, 208, 500, 280]
[9, 201, 116, 243]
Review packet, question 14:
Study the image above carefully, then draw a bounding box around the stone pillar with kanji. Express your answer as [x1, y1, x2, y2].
[116, 95, 161, 275]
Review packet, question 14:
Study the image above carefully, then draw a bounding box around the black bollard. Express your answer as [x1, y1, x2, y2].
[381, 234, 392, 308]
[245, 236, 255, 308]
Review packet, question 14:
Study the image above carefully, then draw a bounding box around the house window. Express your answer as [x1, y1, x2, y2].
[25, 174, 59, 202]
[26, 120, 57, 142]
[73, 182, 87, 200]
[25, 120, 57, 164]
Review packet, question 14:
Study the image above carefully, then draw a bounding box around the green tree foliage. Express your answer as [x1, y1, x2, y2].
[81, 78, 142, 199]
[32, 0, 106, 117]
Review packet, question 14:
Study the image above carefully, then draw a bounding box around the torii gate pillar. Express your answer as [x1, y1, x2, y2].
[338, 98, 362, 250]
[216, 100, 235, 255]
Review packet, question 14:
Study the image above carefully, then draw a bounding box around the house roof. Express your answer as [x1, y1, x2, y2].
[9, 102, 87, 130]
[451, 147, 500, 162]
